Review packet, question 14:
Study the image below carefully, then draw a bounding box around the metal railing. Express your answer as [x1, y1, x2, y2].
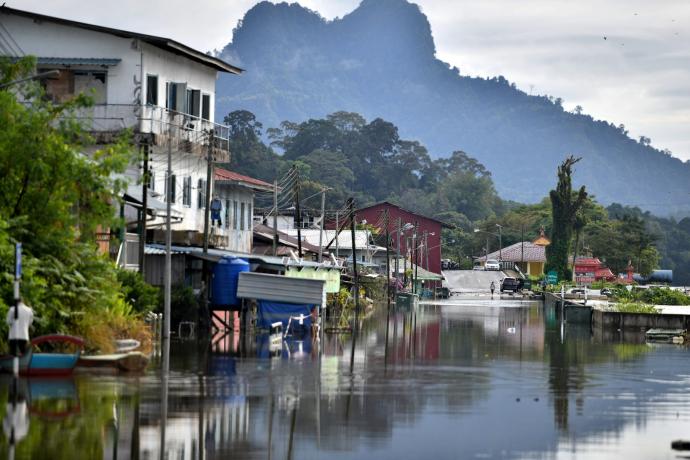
[67, 103, 230, 148]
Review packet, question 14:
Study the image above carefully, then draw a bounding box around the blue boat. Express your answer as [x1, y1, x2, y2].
[0, 335, 84, 376]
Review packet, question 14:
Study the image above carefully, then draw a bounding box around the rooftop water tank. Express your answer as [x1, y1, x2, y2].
[212, 257, 249, 307]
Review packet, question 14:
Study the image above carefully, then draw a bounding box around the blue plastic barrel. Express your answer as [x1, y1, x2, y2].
[212, 257, 250, 307]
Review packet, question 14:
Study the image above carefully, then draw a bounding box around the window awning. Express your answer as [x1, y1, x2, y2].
[37, 57, 122, 67]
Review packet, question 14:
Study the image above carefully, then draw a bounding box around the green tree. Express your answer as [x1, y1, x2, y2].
[222, 109, 284, 181]
[0, 57, 146, 350]
[545, 156, 587, 280]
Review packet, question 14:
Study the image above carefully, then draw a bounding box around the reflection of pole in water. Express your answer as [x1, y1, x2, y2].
[198, 371, 205, 460]
[159, 337, 170, 460]
[267, 397, 274, 460]
[287, 404, 298, 460]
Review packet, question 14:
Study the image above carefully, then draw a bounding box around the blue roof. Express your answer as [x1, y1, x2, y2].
[37, 57, 122, 66]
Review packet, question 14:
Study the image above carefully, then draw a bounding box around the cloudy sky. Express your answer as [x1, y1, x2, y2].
[10, 0, 690, 160]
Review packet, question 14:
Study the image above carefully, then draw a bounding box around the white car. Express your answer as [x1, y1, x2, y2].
[485, 259, 500, 271]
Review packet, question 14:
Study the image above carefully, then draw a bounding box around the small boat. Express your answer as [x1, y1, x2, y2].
[0, 335, 84, 376]
[77, 351, 149, 373]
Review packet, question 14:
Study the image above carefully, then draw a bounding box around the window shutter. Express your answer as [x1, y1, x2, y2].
[201, 94, 210, 120]
[191, 90, 201, 117]
[174, 82, 187, 112]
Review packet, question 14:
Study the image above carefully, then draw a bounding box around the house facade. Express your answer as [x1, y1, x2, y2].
[0, 7, 263, 260]
[355, 202, 445, 275]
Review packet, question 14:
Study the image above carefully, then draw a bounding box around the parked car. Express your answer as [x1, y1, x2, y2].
[501, 277, 520, 293]
[435, 287, 451, 299]
[485, 259, 500, 271]
[473, 263, 484, 271]
[600, 288, 612, 296]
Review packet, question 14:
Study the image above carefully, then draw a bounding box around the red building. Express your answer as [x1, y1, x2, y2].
[574, 257, 616, 285]
[355, 202, 447, 275]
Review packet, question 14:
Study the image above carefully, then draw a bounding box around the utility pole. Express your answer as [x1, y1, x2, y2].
[521, 223, 525, 271]
[413, 221, 419, 294]
[318, 188, 326, 262]
[496, 224, 503, 261]
[349, 198, 360, 372]
[403, 237, 408, 289]
[12, 243, 21, 377]
[384, 210, 391, 311]
[424, 231, 429, 271]
[139, 143, 149, 274]
[396, 218, 401, 291]
[335, 211, 340, 261]
[202, 130, 214, 254]
[164, 126, 172, 341]
[293, 166, 302, 258]
[272, 179, 278, 256]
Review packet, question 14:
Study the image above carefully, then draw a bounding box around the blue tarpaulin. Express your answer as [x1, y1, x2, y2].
[257, 300, 314, 329]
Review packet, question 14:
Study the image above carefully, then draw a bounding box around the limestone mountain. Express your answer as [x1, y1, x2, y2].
[216, 0, 690, 215]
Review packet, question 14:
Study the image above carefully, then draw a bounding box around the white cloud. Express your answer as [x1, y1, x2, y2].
[9, 0, 690, 159]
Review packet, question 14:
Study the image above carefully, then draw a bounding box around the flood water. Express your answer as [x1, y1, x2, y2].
[3, 296, 690, 459]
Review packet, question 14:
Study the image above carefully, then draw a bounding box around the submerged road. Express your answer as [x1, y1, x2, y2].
[443, 269, 506, 293]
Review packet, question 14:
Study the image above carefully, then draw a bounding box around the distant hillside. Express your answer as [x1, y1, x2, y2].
[216, 0, 690, 215]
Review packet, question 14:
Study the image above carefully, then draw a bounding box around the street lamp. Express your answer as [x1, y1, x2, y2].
[474, 228, 500, 262]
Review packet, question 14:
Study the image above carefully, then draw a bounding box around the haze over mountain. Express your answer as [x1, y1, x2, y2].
[216, 0, 690, 215]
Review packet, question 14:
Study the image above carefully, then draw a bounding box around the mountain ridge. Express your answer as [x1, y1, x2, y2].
[215, 0, 690, 215]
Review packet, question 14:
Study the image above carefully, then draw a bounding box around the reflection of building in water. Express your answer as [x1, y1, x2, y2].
[139, 377, 253, 459]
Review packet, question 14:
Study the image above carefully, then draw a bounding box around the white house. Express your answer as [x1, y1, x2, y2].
[0, 7, 266, 263]
[283, 229, 385, 266]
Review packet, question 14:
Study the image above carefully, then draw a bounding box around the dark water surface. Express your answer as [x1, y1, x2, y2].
[3, 297, 690, 459]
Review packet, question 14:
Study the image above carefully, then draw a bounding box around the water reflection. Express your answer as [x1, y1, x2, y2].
[2, 298, 690, 459]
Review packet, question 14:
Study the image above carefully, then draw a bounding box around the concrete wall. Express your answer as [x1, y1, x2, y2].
[593, 309, 690, 330]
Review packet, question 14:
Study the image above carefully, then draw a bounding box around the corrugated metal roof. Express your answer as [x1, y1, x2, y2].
[479, 241, 546, 262]
[284, 229, 374, 250]
[145, 244, 339, 270]
[2, 7, 242, 74]
[144, 246, 185, 255]
[214, 168, 274, 191]
[37, 57, 121, 66]
[237, 272, 325, 305]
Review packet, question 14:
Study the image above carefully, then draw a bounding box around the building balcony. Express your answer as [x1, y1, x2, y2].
[70, 104, 230, 158]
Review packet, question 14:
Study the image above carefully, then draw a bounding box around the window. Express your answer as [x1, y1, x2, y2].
[149, 170, 155, 192]
[197, 179, 206, 208]
[165, 174, 176, 203]
[187, 89, 201, 117]
[240, 203, 246, 231]
[166, 82, 187, 111]
[233, 201, 238, 230]
[146, 75, 158, 105]
[247, 203, 252, 231]
[42, 69, 107, 104]
[201, 94, 211, 120]
[182, 176, 192, 206]
[224, 199, 230, 229]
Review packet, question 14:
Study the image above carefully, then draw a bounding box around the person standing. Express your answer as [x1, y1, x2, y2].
[490, 281, 496, 298]
[210, 195, 223, 227]
[6, 299, 33, 357]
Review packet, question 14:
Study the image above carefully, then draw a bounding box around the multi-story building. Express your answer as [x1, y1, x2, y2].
[0, 7, 267, 266]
